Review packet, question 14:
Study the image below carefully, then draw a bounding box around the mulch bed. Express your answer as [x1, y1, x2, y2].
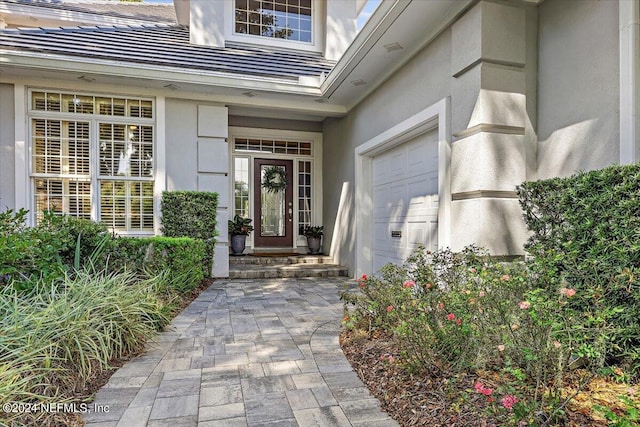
[339, 328, 622, 427]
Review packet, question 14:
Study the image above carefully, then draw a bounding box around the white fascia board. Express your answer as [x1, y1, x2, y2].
[0, 50, 323, 96]
[320, 0, 405, 95]
[0, 3, 161, 27]
[322, 0, 474, 110]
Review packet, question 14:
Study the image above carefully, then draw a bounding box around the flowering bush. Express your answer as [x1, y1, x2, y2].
[342, 245, 624, 424]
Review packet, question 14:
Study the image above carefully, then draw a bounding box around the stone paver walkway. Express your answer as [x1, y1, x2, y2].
[83, 278, 398, 427]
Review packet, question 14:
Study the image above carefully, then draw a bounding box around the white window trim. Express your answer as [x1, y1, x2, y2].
[354, 97, 451, 277]
[25, 88, 157, 235]
[224, 0, 324, 53]
[228, 126, 322, 250]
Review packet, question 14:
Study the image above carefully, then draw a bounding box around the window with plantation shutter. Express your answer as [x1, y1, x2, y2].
[29, 90, 155, 233]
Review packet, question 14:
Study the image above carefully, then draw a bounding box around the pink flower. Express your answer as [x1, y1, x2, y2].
[553, 340, 561, 349]
[402, 280, 415, 288]
[469, 267, 477, 274]
[474, 382, 493, 396]
[446, 313, 456, 321]
[518, 301, 531, 310]
[386, 305, 393, 312]
[501, 395, 519, 410]
[425, 282, 433, 289]
[455, 319, 462, 326]
[388, 355, 395, 364]
[358, 274, 367, 288]
[478, 291, 485, 297]
[437, 302, 444, 310]
[501, 274, 510, 281]
[497, 345, 505, 352]
[560, 287, 576, 298]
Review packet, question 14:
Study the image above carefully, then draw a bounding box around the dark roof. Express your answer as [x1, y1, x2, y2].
[2, 0, 177, 23]
[0, 24, 336, 81]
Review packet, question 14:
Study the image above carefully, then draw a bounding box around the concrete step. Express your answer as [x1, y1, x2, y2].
[229, 262, 349, 279]
[229, 255, 334, 266]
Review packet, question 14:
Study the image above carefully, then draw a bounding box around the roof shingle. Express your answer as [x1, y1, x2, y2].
[0, 24, 336, 81]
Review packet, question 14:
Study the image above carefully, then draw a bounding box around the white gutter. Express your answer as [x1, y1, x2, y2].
[0, 50, 324, 96]
[320, 0, 407, 97]
[321, 0, 474, 110]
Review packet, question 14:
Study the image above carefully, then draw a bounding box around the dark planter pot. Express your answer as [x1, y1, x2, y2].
[230, 234, 247, 256]
[306, 236, 322, 255]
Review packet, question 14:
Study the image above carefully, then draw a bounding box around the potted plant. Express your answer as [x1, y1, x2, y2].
[303, 225, 324, 255]
[228, 215, 254, 256]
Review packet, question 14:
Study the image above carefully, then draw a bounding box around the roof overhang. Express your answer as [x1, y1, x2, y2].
[0, 0, 482, 120]
[0, 50, 346, 120]
[323, 0, 476, 109]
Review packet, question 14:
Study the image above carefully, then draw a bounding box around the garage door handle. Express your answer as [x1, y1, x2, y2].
[391, 230, 402, 238]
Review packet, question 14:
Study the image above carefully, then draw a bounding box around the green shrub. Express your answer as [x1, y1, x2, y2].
[0, 209, 65, 288]
[36, 211, 112, 269]
[342, 245, 622, 424]
[517, 163, 640, 375]
[0, 269, 170, 426]
[110, 236, 206, 292]
[161, 191, 218, 277]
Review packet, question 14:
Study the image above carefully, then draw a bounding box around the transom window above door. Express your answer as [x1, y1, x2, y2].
[234, 0, 313, 43]
[234, 138, 312, 156]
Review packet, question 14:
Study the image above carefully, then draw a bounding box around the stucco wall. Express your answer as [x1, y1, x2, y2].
[165, 98, 201, 191]
[537, 0, 619, 179]
[322, 28, 453, 272]
[0, 83, 15, 211]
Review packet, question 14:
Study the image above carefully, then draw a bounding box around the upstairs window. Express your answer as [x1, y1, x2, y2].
[234, 0, 312, 43]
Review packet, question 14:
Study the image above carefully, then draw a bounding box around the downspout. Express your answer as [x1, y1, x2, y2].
[620, 0, 640, 164]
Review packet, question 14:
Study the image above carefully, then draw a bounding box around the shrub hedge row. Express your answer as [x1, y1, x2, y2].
[1, 209, 206, 293]
[110, 236, 206, 291]
[517, 163, 640, 371]
[161, 191, 218, 277]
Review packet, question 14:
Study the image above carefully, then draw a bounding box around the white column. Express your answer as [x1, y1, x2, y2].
[619, 0, 640, 164]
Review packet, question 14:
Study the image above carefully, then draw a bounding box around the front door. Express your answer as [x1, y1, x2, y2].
[253, 158, 294, 248]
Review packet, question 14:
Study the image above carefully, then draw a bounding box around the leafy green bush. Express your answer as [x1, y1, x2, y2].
[517, 163, 640, 376]
[36, 211, 112, 269]
[342, 245, 622, 424]
[161, 191, 218, 276]
[0, 209, 65, 288]
[110, 236, 206, 292]
[0, 269, 170, 426]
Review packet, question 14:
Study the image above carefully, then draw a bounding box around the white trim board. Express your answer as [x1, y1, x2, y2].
[354, 97, 451, 276]
[619, 0, 640, 164]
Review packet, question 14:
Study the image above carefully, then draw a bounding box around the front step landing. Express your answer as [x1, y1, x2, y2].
[229, 255, 349, 279]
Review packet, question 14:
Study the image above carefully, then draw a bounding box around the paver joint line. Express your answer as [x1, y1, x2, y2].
[84, 278, 398, 426]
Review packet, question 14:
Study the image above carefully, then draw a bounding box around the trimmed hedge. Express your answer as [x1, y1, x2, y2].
[110, 236, 206, 292]
[517, 163, 640, 371]
[161, 191, 218, 276]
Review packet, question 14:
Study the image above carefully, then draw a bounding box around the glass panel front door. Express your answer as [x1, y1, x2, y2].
[254, 158, 294, 247]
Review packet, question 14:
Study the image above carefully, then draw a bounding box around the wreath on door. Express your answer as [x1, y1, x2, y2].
[261, 165, 288, 193]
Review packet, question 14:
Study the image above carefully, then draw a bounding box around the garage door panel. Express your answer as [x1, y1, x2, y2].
[373, 221, 389, 249]
[372, 128, 439, 270]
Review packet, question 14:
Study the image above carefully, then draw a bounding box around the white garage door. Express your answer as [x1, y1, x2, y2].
[372, 129, 439, 272]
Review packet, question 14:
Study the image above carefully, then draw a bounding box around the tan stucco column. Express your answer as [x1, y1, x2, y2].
[449, 1, 537, 256]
